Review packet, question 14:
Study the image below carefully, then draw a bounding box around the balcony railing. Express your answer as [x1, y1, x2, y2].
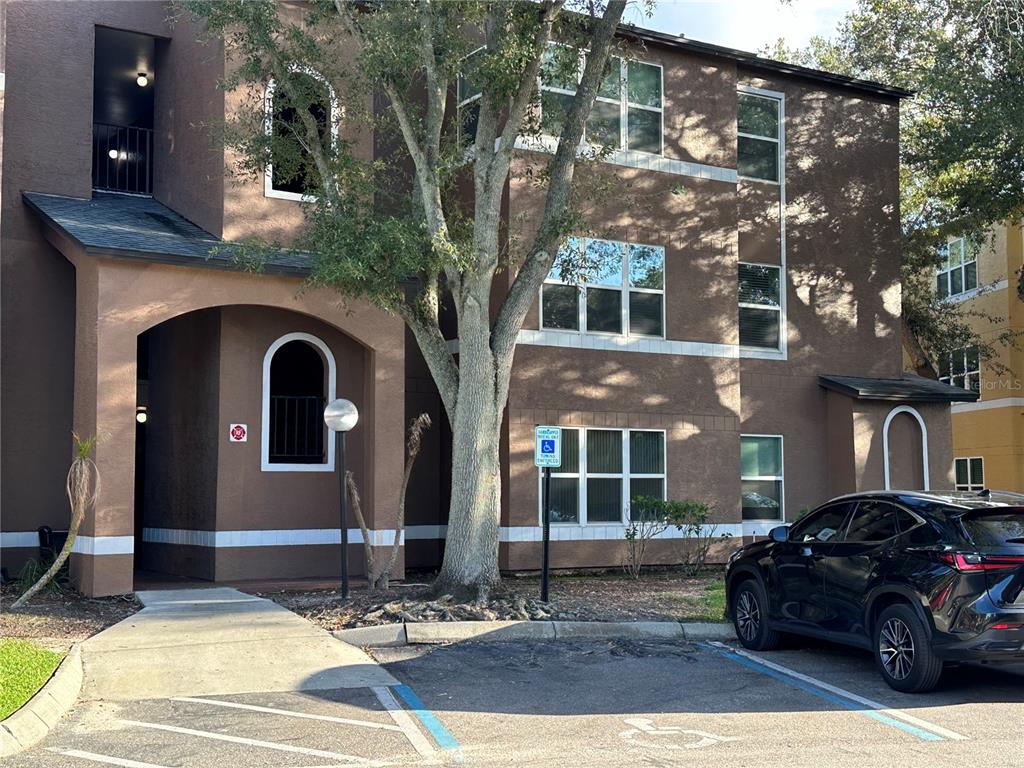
[92, 123, 153, 195]
[269, 395, 327, 464]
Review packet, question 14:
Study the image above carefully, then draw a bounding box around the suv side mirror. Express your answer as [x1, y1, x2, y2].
[770, 525, 789, 543]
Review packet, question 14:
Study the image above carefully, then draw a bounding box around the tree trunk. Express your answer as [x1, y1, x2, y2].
[432, 292, 504, 599]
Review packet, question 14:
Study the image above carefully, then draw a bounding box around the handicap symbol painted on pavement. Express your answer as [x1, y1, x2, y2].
[619, 718, 739, 750]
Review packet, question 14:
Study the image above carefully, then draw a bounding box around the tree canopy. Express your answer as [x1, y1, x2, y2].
[768, 0, 1024, 374]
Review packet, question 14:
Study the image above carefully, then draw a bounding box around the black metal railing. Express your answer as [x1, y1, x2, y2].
[92, 123, 154, 195]
[269, 395, 326, 463]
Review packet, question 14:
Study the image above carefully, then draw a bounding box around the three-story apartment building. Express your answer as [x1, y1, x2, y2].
[931, 224, 1024, 493]
[0, 2, 976, 596]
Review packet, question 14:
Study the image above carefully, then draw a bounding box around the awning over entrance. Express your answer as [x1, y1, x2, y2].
[818, 373, 980, 404]
[23, 191, 313, 275]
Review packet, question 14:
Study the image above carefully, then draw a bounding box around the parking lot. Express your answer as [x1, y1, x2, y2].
[11, 638, 1024, 767]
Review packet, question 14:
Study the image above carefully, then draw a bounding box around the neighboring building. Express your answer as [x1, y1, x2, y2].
[930, 224, 1024, 492]
[0, 2, 975, 596]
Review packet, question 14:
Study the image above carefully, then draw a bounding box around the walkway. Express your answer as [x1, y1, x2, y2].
[81, 588, 397, 700]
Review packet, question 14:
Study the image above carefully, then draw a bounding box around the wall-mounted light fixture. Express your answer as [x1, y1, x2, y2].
[136, 72, 149, 87]
[136, 406, 148, 424]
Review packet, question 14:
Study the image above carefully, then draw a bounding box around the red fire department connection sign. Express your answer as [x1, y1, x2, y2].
[229, 423, 247, 442]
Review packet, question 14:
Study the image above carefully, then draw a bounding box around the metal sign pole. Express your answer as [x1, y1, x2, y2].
[541, 465, 551, 602]
[339, 430, 350, 599]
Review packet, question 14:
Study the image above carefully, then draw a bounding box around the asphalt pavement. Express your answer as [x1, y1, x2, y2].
[10, 634, 1024, 767]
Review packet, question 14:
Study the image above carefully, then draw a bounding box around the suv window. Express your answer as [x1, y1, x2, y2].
[790, 502, 854, 543]
[961, 510, 1024, 547]
[845, 500, 899, 542]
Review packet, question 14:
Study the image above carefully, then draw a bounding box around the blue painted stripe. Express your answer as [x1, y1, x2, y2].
[392, 684, 461, 752]
[708, 646, 943, 742]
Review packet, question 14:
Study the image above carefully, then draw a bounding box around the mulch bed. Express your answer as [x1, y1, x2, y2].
[265, 568, 726, 630]
[0, 585, 140, 653]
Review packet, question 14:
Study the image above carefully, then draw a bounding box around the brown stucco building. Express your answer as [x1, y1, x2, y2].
[0, 3, 977, 596]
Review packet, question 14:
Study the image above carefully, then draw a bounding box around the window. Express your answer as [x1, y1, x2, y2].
[737, 91, 781, 182]
[541, 428, 666, 525]
[457, 47, 484, 144]
[741, 435, 783, 521]
[264, 71, 337, 200]
[261, 332, 337, 472]
[789, 502, 853, 543]
[955, 457, 984, 491]
[542, 237, 665, 337]
[540, 44, 663, 154]
[844, 501, 899, 543]
[738, 263, 781, 349]
[938, 346, 980, 391]
[936, 237, 978, 299]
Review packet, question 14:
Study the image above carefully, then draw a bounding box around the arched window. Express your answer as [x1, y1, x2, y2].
[264, 69, 339, 200]
[261, 332, 337, 472]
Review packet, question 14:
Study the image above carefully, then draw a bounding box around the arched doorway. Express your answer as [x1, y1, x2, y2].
[883, 406, 929, 490]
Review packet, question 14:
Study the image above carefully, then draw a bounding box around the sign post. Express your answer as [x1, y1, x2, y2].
[324, 399, 359, 599]
[534, 426, 562, 602]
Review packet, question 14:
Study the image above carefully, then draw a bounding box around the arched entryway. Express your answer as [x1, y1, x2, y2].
[883, 405, 929, 491]
[133, 305, 372, 585]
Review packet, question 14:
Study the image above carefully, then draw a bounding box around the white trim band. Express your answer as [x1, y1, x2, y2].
[951, 396, 1024, 413]
[947, 279, 1009, 304]
[517, 329, 739, 358]
[513, 135, 738, 183]
[0, 533, 135, 555]
[142, 527, 404, 548]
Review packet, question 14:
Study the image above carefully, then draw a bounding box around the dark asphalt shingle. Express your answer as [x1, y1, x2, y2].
[819, 373, 980, 403]
[23, 191, 313, 275]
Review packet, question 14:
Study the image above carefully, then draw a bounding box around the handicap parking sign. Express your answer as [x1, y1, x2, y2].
[534, 426, 562, 468]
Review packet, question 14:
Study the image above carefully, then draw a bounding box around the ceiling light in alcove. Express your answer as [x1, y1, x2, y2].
[136, 72, 149, 87]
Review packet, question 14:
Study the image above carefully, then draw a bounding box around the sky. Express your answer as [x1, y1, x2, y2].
[626, 0, 857, 54]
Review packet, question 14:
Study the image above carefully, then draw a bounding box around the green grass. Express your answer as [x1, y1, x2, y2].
[665, 581, 727, 622]
[0, 640, 65, 719]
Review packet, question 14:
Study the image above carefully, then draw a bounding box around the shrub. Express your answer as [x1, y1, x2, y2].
[663, 499, 732, 576]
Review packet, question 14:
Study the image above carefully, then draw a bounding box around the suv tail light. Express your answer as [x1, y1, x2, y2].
[937, 552, 1024, 571]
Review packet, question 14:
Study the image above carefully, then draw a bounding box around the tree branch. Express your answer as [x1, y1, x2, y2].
[491, 0, 627, 369]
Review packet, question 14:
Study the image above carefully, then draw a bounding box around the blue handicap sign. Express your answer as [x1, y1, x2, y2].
[541, 439, 556, 454]
[534, 426, 562, 468]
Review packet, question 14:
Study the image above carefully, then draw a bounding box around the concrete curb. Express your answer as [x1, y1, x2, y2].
[0, 645, 83, 758]
[334, 620, 735, 648]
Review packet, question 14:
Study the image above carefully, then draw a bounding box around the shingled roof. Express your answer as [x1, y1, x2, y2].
[23, 191, 313, 276]
[819, 374, 980, 403]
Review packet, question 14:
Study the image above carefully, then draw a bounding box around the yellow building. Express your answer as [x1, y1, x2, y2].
[932, 223, 1024, 492]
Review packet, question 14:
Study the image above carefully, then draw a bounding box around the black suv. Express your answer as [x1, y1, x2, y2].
[725, 490, 1024, 692]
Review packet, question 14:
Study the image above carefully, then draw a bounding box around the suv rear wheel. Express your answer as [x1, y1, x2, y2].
[874, 604, 943, 693]
[732, 580, 780, 651]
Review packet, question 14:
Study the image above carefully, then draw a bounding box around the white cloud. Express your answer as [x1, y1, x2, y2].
[629, 0, 856, 54]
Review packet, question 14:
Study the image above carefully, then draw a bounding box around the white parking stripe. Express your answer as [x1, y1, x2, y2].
[119, 720, 382, 764]
[171, 696, 404, 732]
[709, 642, 968, 741]
[48, 749, 173, 768]
[372, 686, 437, 759]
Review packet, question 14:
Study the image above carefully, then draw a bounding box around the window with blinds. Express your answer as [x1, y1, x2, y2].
[542, 428, 666, 525]
[738, 263, 781, 349]
[737, 92, 781, 182]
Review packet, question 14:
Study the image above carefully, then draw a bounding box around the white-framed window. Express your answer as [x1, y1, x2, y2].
[264, 69, 339, 201]
[741, 434, 784, 521]
[457, 46, 485, 145]
[737, 90, 782, 183]
[261, 332, 337, 472]
[938, 346, 980, 391]
[541, 427, 666, 525]
[738, 262, 781, 349]
[541, 237, 665, 337]
[936, 237, 978, 299]
[955, 456, 984, 491]
[539, 43, 663, 155]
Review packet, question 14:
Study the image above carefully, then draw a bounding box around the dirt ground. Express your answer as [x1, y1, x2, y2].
[0, 585, 140, 653]
[265, 568, 726, 630]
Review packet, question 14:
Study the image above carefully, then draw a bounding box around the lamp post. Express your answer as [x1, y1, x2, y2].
[324, 398, 359, 598]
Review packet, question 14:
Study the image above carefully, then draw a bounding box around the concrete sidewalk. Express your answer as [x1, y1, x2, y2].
[80, 588, 397, 701]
